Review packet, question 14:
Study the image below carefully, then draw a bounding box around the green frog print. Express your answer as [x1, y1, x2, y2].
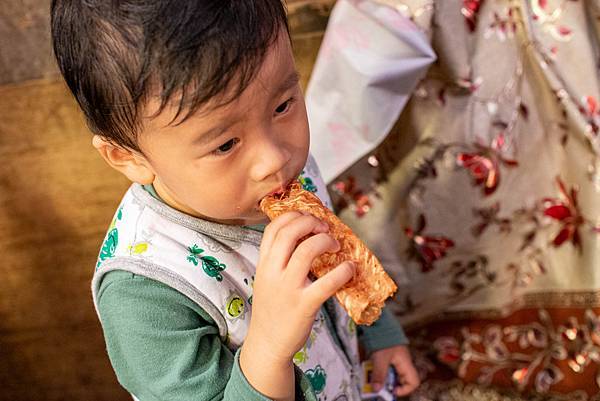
[298, 172, 318, 193]
[97, 206, 123, 269]
[295, 312, 327, 365]
[305, 365, 327, 395]
[186, 244, 227, 281]
[243, 276, 254, 305]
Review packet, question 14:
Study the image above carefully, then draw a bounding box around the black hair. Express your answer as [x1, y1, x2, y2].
[51, 0, 289, 151]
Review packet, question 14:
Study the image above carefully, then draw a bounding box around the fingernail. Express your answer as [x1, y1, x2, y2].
[372, 383, 382, 392]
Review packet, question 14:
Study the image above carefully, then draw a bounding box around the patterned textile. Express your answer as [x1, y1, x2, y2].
[308, 0, 600, 398]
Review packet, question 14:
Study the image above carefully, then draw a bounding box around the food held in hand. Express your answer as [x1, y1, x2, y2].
[260, 181, 397, 325]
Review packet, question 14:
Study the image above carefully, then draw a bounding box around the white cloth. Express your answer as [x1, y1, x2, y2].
[305, 0, 435, 183]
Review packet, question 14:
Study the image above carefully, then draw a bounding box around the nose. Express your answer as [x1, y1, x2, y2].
[249, 133, 292, 182]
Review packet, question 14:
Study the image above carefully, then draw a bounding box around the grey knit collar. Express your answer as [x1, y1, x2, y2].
[131, 184, 263, 247]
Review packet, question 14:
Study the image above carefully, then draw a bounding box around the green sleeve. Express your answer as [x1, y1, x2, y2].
[358, 307, 408, 357]
[97, 270, 316, 401]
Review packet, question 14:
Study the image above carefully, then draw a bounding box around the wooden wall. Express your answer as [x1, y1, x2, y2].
[0, 1, 333, 400]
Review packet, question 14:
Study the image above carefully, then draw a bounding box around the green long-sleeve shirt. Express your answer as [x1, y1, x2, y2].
[97, 270, 407, 401]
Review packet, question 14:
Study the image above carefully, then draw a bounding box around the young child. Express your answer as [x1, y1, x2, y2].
[50, 1, 419, 400]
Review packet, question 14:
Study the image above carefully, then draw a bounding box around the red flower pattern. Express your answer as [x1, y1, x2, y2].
[456, 133, 519, 196]
[578, 96, 600, 137]
[433, 337, 462, 365]
[531, 0, 576, 42]
[485, 8, 517, 41]
[542, 177, 584, 250]
[332, 176, 373, 218]
[405, 214, 455, 272]
[462, 0, 485, 32]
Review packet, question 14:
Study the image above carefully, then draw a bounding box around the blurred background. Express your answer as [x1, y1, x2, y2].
[0, 1, 333, 400]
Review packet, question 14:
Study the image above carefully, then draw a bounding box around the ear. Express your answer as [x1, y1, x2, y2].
[92, 135, 155, 185]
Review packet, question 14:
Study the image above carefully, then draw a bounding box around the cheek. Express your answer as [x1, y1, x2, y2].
[289, 108, 310, 150]
[191, 174, 251, 212]
[297, 102, 310, 146]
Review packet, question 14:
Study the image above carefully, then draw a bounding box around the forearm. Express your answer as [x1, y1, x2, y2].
[240, 332, 295, 401]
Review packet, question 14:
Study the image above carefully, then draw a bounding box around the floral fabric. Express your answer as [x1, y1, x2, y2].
[308, 0, 600, 398]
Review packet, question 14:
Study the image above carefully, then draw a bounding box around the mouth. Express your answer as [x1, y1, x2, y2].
[259, 178, 298, 206]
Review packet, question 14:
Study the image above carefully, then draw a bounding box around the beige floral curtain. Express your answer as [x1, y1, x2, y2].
[308, 0, 600, 399]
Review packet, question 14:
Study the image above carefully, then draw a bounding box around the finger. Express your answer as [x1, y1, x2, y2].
[261, 211, 304, 252]
[304, 261, 355, 311]
[393, 362, 420, 396]
[262, 212, 325, 257]
[394, 380, 419, 397]
[369, 356, 390, 393]
[268, 215, 330, 270]
[286, 233, 340, 283]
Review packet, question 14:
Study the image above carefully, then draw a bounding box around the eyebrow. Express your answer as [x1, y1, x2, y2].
[276, 70, 300, 95]
[192, 70, 300, 148]
[191, 123, 231, 148]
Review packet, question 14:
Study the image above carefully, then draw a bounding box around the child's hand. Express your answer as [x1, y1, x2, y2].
[240, 211, 355, 400]
[369, 345, 420, 397]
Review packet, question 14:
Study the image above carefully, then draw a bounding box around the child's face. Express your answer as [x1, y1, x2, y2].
[138, 32, 309, 225]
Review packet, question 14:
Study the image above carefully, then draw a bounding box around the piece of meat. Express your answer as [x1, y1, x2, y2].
[259, 181, 397, 325]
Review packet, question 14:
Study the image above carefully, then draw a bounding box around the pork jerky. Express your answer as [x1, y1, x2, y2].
[259, 181, 397, 325]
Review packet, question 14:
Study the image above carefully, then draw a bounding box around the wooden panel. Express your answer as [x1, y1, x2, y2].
[289, 0, 335, 89]
[1, 325, 129, 401]
[0, 80, 131, 401]
[0, 0, 59, 85]
[0, 0, 334, 86]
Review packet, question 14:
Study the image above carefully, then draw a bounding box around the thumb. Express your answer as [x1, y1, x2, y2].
[306, 261, 355, 308]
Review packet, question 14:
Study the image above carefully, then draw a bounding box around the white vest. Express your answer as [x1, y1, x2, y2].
[91, 155, 362, 401]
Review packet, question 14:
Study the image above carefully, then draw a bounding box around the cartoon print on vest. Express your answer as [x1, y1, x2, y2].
[296, 311, 325, 366]
[305, 365, 327, 395]
[97, 206, 123, 269]
[128, 242, 149, 255]
[302, 312, 325, 362]
[186, 244, 227, 281]
[347, 319, 356, 335]
[303, 155, 320, 179]
[337, 379, 354, 400]
[197, 234, 242, 252]
[295, 333, 316, 367]
[294, 344, 309, 365]
[243, 276, 254, 305]
[294, 312, 324, 366]
[128, 229, 154, 257]
[298, 171, 318, 193]
[224, 291, 246, 320]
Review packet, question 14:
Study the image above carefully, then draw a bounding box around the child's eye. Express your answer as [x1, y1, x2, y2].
[274, 97, 295, 115]
[211, 138, 240, 156]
